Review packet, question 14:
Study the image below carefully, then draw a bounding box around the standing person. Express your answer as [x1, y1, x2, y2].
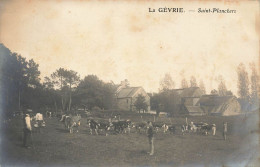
[212, 124, 216, 136]
[223, 122, 227, 140]
[23, 113, 32, 148]
[147, 121, 154, 155]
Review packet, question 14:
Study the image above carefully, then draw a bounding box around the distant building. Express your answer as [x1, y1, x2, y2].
[115, 80, 150, 112]
[174, 87, 205, 116]
[199, 95, 241, 116]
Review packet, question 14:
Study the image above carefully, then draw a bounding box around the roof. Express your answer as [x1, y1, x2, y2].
[173, 87, 202, 97]
[199, 95, 235, 106]
[185, 106, 204, 113]
[116, 87, 141, 98]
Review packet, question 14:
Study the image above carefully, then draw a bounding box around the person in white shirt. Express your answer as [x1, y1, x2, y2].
[23, 114, 32, 148]
[212, 124, 216, 136]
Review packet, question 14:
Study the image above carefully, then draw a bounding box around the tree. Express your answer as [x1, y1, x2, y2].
[75, 75, 116, 110]
[237, 63, 250, 99]
[226, 90, 233, 96]
[249, 63, 259, 110]
[43, 77, 54, 90]
[43, 77, 59, 112]
[27, 59, 41, 88]
[150, 93, 162, 116]
[159, 73, 175, 92]
[51, 68, 67, 111]
[237, 63, 250, 111]
[218, 75, 227, 96]
[134, 94, 148, 113]
[158, 90, 181, 116]
[211, 89, 218, 95]
[181, 78, 188, 88]
[190, 76, 198, 87]
[1, 44, 42, 112]
[199, 80, 206, 94]
[64, 70, 80, 111]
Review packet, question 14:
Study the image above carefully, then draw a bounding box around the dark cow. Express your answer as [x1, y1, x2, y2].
[168, 125, 176, 134]
[60, 114, 69, 122]
[88, 119, 99, 135]
[46, 111, 52, 118]
[201, 124, 214, 135]
[192, 122, 208, 133]
[112, 120, 132, 134]
[152, 122, 165, 133]
[97, 122, 112, 136]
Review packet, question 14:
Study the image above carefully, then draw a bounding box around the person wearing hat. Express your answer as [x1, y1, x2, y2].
[23, 113, 32, 148]
[147, 121, 154, 155]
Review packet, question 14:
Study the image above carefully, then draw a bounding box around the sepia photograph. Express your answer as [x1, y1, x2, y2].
[0, 0, 259, 166]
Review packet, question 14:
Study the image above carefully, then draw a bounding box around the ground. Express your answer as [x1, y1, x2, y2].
[1, 112, 259, 167]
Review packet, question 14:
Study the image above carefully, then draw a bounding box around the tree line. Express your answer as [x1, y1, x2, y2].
[0, 43, 259, 118]
[150, 63, 259, 114]
[0, 44, 117, 118]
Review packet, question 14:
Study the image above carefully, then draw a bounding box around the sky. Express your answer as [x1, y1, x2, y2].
[0, 0, 259, 94]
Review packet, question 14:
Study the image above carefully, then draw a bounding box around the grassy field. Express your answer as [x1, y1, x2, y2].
[1, 112, 259, 167]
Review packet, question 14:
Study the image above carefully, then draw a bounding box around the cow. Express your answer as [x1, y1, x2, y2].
[168, 125, 176, 134]
[88, 119, 99, 135]
[162, 124, 169, 133]
[181, 125, 186, 135]
[97, 121, 112, 136]
[34, 113, 45, 133]
[46, 111, 52, 118]
[60, 114, 69, 122]
[201, 124, 215, 135]
[62, 115, 81, 133]
[152, 122, 165, 133]
[112, 120, 132, 134]
[193, 122, 207, 130]
[133, 122, 148, 133]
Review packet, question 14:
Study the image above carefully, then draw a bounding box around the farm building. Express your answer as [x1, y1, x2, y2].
[173, 87, 205, 116]
[175, 87, 204, 106]
[175, 87, 204, 98]
[184, 106, 205, 116]
[199, 95, 241, 116]
[115, 81, 150, 112]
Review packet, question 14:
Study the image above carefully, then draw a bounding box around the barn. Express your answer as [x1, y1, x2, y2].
[174, 87, 205, 116]
[115, 81, 150, 112]
[199, 95, 241, 116]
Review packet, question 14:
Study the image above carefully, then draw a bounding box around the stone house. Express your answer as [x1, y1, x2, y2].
[115, 81, 150, 112]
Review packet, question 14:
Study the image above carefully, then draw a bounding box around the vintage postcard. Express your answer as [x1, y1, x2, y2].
[0, 0, 259, 166]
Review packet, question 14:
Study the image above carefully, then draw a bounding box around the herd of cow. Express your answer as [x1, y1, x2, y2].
[58, 114, 217, 136]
